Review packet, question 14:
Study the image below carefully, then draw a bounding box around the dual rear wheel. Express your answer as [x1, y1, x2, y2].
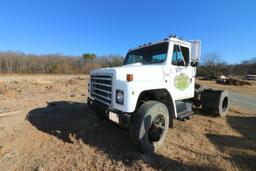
[202, 90, 229, 117]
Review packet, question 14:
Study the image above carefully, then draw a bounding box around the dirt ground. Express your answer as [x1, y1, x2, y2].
[0, 75, 255, 171]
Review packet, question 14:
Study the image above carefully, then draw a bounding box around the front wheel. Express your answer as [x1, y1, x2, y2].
[130, 101, 169, 153]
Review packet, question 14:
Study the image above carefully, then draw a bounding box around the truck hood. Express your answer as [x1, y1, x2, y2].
[90, 63, 165, 82]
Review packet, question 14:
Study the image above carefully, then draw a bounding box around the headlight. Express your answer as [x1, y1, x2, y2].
[116, 90, 124, 105]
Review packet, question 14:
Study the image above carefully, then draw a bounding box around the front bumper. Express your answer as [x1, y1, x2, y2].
[87, 97, 131, 128]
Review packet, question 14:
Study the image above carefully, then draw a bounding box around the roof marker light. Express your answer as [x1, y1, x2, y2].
[169, 34, 176, 38]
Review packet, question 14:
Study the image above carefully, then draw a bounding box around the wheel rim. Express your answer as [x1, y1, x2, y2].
[148, 114, 165, 143]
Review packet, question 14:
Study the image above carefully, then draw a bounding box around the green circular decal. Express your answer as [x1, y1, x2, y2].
[174, 73, 189, 91]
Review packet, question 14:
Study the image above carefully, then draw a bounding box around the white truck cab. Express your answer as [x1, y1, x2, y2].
[87, 35, 229, 153]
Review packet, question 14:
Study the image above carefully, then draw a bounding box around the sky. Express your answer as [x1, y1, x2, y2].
[0, 0, 255, 64]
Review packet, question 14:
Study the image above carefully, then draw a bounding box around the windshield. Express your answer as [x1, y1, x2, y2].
[123, 42, 168, 65]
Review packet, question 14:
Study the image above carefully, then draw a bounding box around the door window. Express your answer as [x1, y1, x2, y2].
[172, 45, 190, 66]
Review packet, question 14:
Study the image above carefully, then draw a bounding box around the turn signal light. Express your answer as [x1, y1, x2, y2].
[126, 74, 133, 82]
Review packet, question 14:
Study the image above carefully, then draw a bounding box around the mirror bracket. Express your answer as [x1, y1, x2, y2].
[190, 61, 198, 67]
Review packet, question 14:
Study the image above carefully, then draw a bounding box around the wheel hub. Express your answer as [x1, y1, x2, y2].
[149, 114, 165, 142]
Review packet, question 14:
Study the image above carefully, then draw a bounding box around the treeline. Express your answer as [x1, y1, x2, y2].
[0, 51, 255, 76]
[0, 51, 124, 74]
[197, 52, 256, 78]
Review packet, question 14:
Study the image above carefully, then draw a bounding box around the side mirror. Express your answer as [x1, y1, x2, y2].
[191, 40, 201, 65]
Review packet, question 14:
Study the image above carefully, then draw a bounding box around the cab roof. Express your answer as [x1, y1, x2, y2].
[129, 35, 191, 52]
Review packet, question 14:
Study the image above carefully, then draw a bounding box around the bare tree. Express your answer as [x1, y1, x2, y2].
[198, 52, 228, 78]
[202, 52, 222, 66]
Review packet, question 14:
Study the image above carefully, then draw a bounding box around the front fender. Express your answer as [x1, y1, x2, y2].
[112, 80, 177, 118]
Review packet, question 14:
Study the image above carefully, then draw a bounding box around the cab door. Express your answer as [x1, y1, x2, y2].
[169, 43, 194, 100]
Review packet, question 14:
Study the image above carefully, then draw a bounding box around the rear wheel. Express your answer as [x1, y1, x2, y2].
[130, 101, 169, 153]
[194, 88, 202, 107]
[202, 89, 229, 117]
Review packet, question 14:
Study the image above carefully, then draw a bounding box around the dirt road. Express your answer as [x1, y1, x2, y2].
[0, 75, 255, 170]
[229, 92, 256, 112]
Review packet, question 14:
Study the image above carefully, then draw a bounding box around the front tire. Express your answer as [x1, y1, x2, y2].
[130, 101, 169, 153]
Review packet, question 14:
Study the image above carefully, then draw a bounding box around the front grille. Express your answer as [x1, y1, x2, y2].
[90, 74, 112, 106]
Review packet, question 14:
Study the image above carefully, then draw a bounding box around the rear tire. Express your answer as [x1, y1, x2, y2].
[194, 88, 202, 107]
[130, 101, 169, 153]
[202, 89, 229, 117]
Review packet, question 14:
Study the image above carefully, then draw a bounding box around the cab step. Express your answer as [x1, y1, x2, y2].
[175, 100, 193, 121]
[177, 111, 193, 121]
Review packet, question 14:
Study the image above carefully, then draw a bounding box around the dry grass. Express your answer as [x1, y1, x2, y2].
[0, 75, 255, 170]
